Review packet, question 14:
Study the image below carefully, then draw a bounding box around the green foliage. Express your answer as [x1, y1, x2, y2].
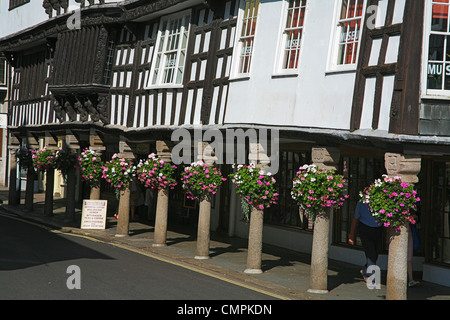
[32, 147, 55, 171]
[181, 161, 225, 200]
[229, 163, 278, 211]
[361, 175, 420, 230]
[101, 153, 136, 190]
[291, 164, 348, 219]
[79, 148, 103, 188]
[136, 153, 177, 190]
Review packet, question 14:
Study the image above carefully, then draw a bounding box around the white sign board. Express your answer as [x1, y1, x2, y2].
[81, 200, 108, 229]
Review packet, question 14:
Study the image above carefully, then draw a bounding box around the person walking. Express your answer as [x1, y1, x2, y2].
[349, 201, 383, 282]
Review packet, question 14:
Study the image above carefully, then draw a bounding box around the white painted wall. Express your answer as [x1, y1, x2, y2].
[225, 0, 355, 130]
[0, 1, 48, 39]
[0, 0, 120, 40]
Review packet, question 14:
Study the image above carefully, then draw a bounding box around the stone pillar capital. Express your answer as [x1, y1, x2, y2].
[384, 153, 421, 185]
[156, 140, 173, 163]
[118, 137, 134, 159]
[65, 132, 80, 151]
[248, 142, 270, 169]
[312, 146, 340, 171]
[197, 141, 219, 166]
[45, 135, 59, 151]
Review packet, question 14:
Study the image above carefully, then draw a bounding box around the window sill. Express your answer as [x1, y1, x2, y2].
[144, 84, 184, 90]
[229, 76, 250, 83]
[271, 72, 299, 79]
[325, 67, 357, 76]
[421, 91, 450, 101]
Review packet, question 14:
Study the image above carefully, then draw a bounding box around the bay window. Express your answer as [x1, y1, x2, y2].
[329, 0, 366, 71]
[148, 11, 191, 87]
[0, 56, 6, 86]
[236, 0, 260, 74]
[337, 0, 364, 65]
[279, 0, 307, 71]
[426, 0, 450, 92]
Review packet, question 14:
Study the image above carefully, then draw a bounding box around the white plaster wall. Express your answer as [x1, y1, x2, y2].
[225, 0, 355, 130]
[0, 1, 48, 39]
[0, 0, 120, 39]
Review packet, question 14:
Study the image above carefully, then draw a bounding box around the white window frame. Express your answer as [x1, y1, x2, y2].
[230, 0, 261, 79]
[421, 0, 450, 100]
[146, 10, 191, 89]
[273, 0, 309, 76]
[0, 57, 7, 86]
[327, 0, 367, 73]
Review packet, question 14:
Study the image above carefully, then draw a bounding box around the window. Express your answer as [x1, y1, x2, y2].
[148, 11, 191, 87]
[334, 156, 386, 249]
[0, 56, 7, 86]
[9, 0, 30, 10]
[337, 0, 364, 65]
[280, 0, 307, 70]
[426, 0, 450, 92]
[329, 0, 366, 70]
[236, 0, 260, 74]
[265, 151, 312, 230]
[426, 161, 450, 265]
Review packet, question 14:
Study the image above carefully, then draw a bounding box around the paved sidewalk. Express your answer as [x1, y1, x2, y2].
[1, 188, 449, 300]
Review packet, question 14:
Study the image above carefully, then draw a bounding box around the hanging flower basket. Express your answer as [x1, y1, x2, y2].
[32, 147, 56, 171]
[55, 148, 79, 179]
[101, 153, 136, 190]
[360, 175, 420, 230]
[181, 160, 225, 200]
[291, 164, 349, 219]
[136, 153, 177, 191]
[79, 148, 103, 188]
[16, 146, 34, 170]
[229, 163, 278, 211]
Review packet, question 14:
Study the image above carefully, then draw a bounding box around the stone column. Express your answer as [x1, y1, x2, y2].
[244, 206, 264, 274]
[153, 140, 173, 247]
[115, 138, 134, 237]
[24, 167, 36, 212]
[44, 135, 58, 216]
[308, 209, 331, 293]
[8, 143, 20, 206]
[153, 188, 169, 246]
[44, 168, 55, 216]
[65, 133, 80, 221]
[195, 194, 212, 259]
[116, 188, 131, 237]
[193, 142, 217, 259]
[89, 132, 106, 200]
[308, 146, 340, 294]
[24, 136, 39, 212]
[244, 142, 270, 273]
[384, 153, 421, 300]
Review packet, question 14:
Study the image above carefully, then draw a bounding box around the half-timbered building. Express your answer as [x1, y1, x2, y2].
[1, 0, 449, 287]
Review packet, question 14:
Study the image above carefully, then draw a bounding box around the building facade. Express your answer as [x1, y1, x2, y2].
[0, 0, 449, 287]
